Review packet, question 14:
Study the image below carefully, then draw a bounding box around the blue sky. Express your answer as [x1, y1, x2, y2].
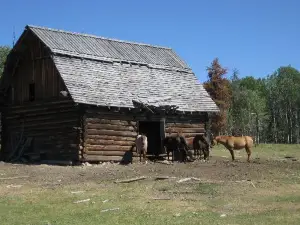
[1, 0, 299, 82]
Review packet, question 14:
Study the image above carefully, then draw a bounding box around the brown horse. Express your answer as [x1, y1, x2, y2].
[193, 134, 210, 160]
[211, 135, 254, 162]
[163, 133, 190, 162]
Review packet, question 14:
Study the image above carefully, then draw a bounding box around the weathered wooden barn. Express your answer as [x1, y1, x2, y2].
[0, 25, 219, 163]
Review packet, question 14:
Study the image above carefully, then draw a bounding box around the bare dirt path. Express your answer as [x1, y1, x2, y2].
[0, 156, 299, 188]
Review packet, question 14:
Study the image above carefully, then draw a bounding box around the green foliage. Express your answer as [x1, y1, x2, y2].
[227, 72, 269, 138]
[264, 66, 300, 143]
[204, 58, 300, 143]
[0, 45, 11, 76]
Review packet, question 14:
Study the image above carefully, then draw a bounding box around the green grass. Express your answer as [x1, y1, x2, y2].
[262, 195, 300, 204]
[211, 143, 300, 161]
[1, 183, 300, 225]
[196, 182, 219, 196]
[1, 144, 300, 225]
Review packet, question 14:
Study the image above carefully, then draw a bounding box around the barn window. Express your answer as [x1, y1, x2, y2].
[29, 83, 35, 101]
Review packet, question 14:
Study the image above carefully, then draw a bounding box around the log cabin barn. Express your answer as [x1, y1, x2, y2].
[0, 25, 219, 164]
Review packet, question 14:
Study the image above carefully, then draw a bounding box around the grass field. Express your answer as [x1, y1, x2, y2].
[0, 144, 300, 225]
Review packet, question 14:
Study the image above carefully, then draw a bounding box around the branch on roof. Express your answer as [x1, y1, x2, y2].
[132, 100, 154, 114]
[132, 99, 179, 115]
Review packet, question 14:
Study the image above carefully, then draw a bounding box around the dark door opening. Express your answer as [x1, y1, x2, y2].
[138, 121, 163, 157]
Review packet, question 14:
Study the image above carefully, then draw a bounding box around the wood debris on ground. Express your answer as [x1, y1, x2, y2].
[114, 176, 146, 183]
[154, 176, 177, 180]
[152, 197, 171, 200]
[155, 160, 173, 165]
[73, 199, 90, 204]
[250, 181, 257, 188]
[6, 184, 23, 188]
[177, 177, 201, 183]
[101, 208, 120, 213]
[0, 176, 29, 180]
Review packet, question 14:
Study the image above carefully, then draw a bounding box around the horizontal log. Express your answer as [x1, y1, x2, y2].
[86, 123, 136, 131]
[85, 135, 136, 141]
[86, 114, 134, 120]
[8, 123, 78, 133]
[165, 133, 203, 138]
[5, 109, 79, 120]
[86, 129, 137, 137]
[165, 128, 205, 133]
[82, 155, 124, 162]
[84, 151, 138, 157]
[39, 160, 74, 166]
[85, 139, 134, 146]
[85, 109, 134, 115]
[7, 119, 79, 130]
[85, 118, 136, 126]
[4, 103, 77, 116]
[34, 131, 79, 137]
[4, 99, 74, 110]
[33, 140, 80, 146]
[166, 123, 204, 128]
[85, 145, 132, 151]
[5, 112, 79, 123]
[8, 130, 79, 139]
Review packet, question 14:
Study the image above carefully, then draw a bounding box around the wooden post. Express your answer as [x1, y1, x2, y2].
[160, 118, 166, 154]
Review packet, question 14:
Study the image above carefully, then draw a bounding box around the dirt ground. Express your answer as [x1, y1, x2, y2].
[1, 155, 299, 188]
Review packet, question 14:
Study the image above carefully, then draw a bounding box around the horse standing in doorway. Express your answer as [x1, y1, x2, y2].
[135, 134, 148, 162]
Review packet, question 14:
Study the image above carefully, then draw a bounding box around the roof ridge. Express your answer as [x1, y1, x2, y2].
[26, 25, 172, 50]
[52, 51, 192, 73]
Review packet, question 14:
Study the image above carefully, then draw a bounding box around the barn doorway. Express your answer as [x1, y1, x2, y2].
[138, 121, 163, 157]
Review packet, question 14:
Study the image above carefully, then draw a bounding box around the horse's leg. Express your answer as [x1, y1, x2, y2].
[143, 150, 146, 163]
[203, 148, 208, 161]
[172, 149, 174, 162]
[245, 146, 251, 162]
[206, 145, 211, 161]
[228, 148, 235, 161]
[182, 149, 187, 163]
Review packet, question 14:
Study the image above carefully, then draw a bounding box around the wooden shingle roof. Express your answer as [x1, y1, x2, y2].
[28, 25, 219, 112]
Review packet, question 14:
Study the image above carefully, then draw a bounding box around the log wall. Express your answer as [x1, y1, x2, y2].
[1, 100, 81, 161]
[6, 30, 67, 105]
[82, 110, 209, 162]
[165, 116, 207, 147]
[82, 110, 138, 162]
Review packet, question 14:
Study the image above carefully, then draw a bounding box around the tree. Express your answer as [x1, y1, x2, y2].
[265, 66, 300, 143]
[0, 45, 11, 76]
[203, 58, 232, 135]
[220, 63, 300, 144]
[227, 70, 269, 144]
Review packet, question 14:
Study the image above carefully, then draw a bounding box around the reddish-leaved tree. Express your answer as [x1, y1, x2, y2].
[203, 58, 232, 135]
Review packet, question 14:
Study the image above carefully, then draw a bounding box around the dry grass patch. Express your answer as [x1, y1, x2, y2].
[0, 144, 300, 224]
